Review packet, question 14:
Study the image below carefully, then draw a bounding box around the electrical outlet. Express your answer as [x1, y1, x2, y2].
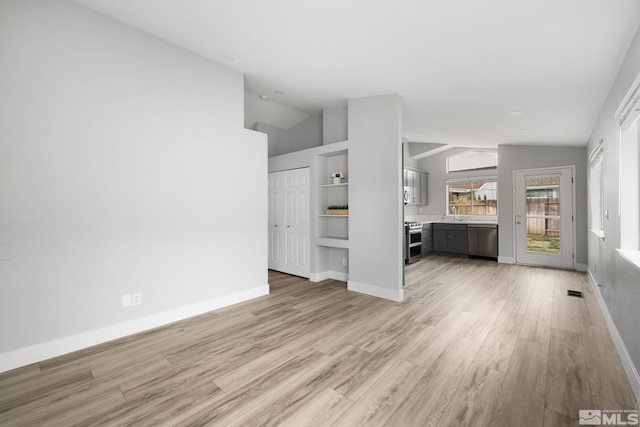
[132, 293, 142, 306]
[342, 258, 347, 266]
[122, 294, 131, 308]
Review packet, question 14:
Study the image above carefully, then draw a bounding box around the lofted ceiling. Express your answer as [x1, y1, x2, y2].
[75, 0, 640, 148]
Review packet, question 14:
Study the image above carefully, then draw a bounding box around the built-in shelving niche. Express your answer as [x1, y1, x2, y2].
[314, 147, 349, 281]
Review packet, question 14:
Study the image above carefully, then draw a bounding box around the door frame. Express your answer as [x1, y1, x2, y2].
[268, 167, 311, 278]
[512, 165, 576, 269]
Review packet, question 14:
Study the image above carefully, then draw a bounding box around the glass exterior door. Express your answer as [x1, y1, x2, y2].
[515, 168, 574, 268]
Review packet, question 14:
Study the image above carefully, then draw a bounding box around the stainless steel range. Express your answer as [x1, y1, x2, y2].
[405, 221, 422, 264]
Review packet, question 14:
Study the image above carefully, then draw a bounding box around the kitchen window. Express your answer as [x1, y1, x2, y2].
[446, 150, 497, 173]
[447, 178, 498, 217]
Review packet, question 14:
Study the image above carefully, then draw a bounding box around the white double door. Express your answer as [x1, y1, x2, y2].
[268, 168, 310, 278]
[514, 167, 574, 269]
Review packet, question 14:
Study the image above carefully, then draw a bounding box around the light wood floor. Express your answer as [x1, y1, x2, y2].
[0, 256, 637, 426]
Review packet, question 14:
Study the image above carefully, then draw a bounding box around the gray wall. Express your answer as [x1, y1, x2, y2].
[323, 106, 348, 144]
[403, 144, 419, 170]
[289, 114, 323, 152]
[258, 115, 322, 157]
[586, 22, 640, 395]
[408, 142, 446, 158]
[497, 145, 587, 265]
[0, 0, 267, 371]
[348, 95, 404, 301]
[255, 122, 289, 157]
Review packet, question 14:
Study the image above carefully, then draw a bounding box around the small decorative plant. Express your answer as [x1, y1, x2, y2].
[330, 172, 344, 184]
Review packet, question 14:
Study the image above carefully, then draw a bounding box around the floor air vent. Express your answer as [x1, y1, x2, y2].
[567, 290, 583, 298]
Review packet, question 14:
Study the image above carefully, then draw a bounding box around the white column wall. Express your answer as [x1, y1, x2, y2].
[347, 95, 404, 301]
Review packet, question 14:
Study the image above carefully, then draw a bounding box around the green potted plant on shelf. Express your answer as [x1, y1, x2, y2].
[326, 205, 348, 215]
[331, 172, 344, 184]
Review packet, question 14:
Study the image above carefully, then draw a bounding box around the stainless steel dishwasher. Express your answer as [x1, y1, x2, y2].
[467, 224, 498, 259]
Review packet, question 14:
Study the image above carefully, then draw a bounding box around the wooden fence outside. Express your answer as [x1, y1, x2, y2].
[526, 197, 559, 237]
[450, 200, 497, 216]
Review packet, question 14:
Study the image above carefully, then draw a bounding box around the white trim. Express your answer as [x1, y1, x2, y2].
[328, 271, 349, 281]
[512, 165, 577, 270]
[587, 269, 640, 400]
[0, 284, 269, 374]
[347, 280, 404, 302]
[310, 271, 329, 282]
[616, 248, 640, 272]
[498, 256, 516, 264]
[310, 271, 348, 282]
[616, 72, 640, 129]
[588, 141, 604, 169]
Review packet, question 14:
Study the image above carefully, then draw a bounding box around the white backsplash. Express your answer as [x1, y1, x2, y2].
[404, 214, 445, 222]
[405, 214, 499, 223]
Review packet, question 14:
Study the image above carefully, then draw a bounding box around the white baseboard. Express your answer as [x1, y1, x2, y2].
[328, 271, 348, 281]
[310, 271, 328, 282]
[498, 256, 515, 264]
[575, 262, 588, 272]
[0, 284, 269, 374]
[347, 280, 404, 302]
[587, 269, 640, 400]
[311, 271, 348, 282]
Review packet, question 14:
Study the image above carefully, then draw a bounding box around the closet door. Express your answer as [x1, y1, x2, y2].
[268, 168, 310, 277]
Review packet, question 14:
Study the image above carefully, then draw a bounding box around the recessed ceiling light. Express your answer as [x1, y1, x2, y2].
[258, 94, 269, 100]
[509, 111, 524, 116]
[273, 90, 286, 95]
[520, 128, 532, 132]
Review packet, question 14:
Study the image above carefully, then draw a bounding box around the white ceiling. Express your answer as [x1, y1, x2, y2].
[75, 0, 640, 148]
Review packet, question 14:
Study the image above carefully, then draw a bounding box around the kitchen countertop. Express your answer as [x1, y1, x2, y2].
[415, 220, 498, 226]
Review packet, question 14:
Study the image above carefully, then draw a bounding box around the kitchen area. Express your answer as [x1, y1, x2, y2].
[403, 149, 499, 265]
[404, 219, 498, 264]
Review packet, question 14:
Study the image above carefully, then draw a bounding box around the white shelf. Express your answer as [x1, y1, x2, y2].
[319, 183, 348, 187]
[316, 236, 350, 249]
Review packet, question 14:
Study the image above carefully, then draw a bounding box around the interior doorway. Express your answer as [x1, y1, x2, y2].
[514, 167, 575, 269]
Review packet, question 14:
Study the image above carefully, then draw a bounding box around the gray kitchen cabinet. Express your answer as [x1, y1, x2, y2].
[407, 170, 416, 204]
[419, 172, 428, 205]
[433, 229, 449, 253]
[421, 223, 432, 255]
[432, 223, 467, 255]
[403, 168, 428, 205]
